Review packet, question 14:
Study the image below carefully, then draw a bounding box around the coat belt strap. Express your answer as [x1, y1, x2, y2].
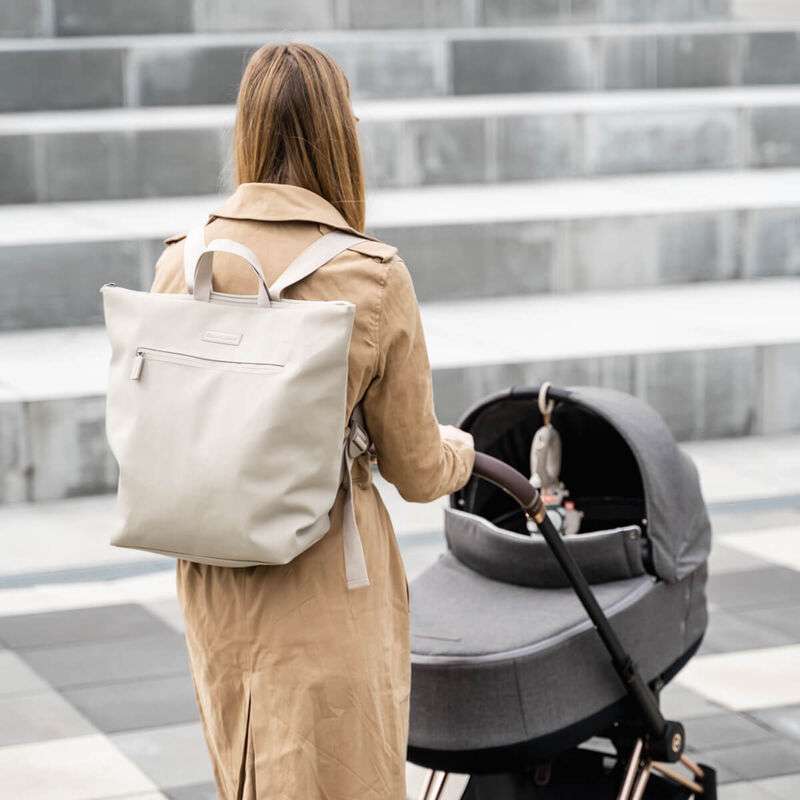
[342, 404, 371, 590]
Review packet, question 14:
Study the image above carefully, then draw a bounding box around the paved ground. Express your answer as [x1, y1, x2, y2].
[1, 435, 799, 799]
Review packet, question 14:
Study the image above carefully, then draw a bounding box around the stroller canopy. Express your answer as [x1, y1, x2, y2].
[409, 385, 712, 768]
[456, 386, 712, 584]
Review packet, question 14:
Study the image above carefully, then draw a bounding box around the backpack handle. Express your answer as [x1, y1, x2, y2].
[192, 239, 271, 307]
[182, 225, 369, 305]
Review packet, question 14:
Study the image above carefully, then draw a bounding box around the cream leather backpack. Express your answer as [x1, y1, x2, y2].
[101, 226, 372, 589]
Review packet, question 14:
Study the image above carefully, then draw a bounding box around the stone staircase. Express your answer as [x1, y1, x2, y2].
[1, 1, 800, 504]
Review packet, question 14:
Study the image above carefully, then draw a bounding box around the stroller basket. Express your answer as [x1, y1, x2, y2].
[408, 385, 715, 800]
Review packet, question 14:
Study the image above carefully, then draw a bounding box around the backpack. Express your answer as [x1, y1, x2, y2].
[101, 225, 373, 589]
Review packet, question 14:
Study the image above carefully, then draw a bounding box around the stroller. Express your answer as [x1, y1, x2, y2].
[408, 385, 716, 800]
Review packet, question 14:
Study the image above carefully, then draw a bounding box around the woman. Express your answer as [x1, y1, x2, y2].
[150, 43, 475, 799]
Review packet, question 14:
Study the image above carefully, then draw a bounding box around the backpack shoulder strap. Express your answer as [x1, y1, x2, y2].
[269, 231, 368, 300]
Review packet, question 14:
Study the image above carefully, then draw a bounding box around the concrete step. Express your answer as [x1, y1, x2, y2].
[1, 277, 798, 503]
[2, 169, 800, 329]
[7, 86, 800, 203]
[3, 21, 800, 111]
[8, 2, 800, 39]
[3, 427, 799, 625]
[1, 0, 746, 38]
[2, 428, 798, 589]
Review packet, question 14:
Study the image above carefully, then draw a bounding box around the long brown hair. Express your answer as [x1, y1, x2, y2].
[233, 43, 365, 232]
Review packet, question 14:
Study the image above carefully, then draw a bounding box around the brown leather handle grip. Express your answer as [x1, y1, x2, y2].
[472, 452, 543, 520]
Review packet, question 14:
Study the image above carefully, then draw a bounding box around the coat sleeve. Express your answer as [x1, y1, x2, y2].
[149, 240, 187, 294]
[362, 257, 475, 503]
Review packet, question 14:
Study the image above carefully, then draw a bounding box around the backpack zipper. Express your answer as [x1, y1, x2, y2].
[130, 347, 283, 380]
[130, 352, 145, 380]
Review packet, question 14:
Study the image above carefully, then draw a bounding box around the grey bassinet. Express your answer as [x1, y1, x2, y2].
[408, 386, 712, 776]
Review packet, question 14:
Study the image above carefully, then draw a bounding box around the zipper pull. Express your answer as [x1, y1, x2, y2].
[129, 351, 144, 380]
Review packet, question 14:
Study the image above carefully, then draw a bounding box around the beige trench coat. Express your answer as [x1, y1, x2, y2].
[150, 183, 475, 800]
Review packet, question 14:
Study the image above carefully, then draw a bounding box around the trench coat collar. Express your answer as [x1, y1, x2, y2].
[212, 182, 370, 238]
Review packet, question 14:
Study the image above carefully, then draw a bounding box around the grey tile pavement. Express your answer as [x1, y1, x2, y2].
[751, 705, 800, 742]
[143, 597, 187, 635]
[745, 774, 800, 800]
[698, 608, 798, 655]
[0, 603, 168, 648]
[162, 782, 217, 800]
[684, 712, 775, 751]
[699, 738, 800, 782]
[707, 498, 800, 535]
[0, 689, 95, 746]
[19, 632, 190, 689]
[708, 541, 773, 575]
[0, 650, 51, 696]
[707, 565, 800, 611]
[741, 604, 800, 640]
[0, 501, 798, 797]
[111, 722, 214, 791]
[62, 673, 199, 734]
[659, 683, 725, 722]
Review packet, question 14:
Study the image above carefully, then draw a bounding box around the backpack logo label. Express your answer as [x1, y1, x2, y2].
[201, 330, 242, 346]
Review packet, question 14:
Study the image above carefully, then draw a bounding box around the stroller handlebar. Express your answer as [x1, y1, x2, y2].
[471, 452, 544, 522]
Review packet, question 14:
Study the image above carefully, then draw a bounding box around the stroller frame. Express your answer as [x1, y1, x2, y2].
[415, 451, 717, 800]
